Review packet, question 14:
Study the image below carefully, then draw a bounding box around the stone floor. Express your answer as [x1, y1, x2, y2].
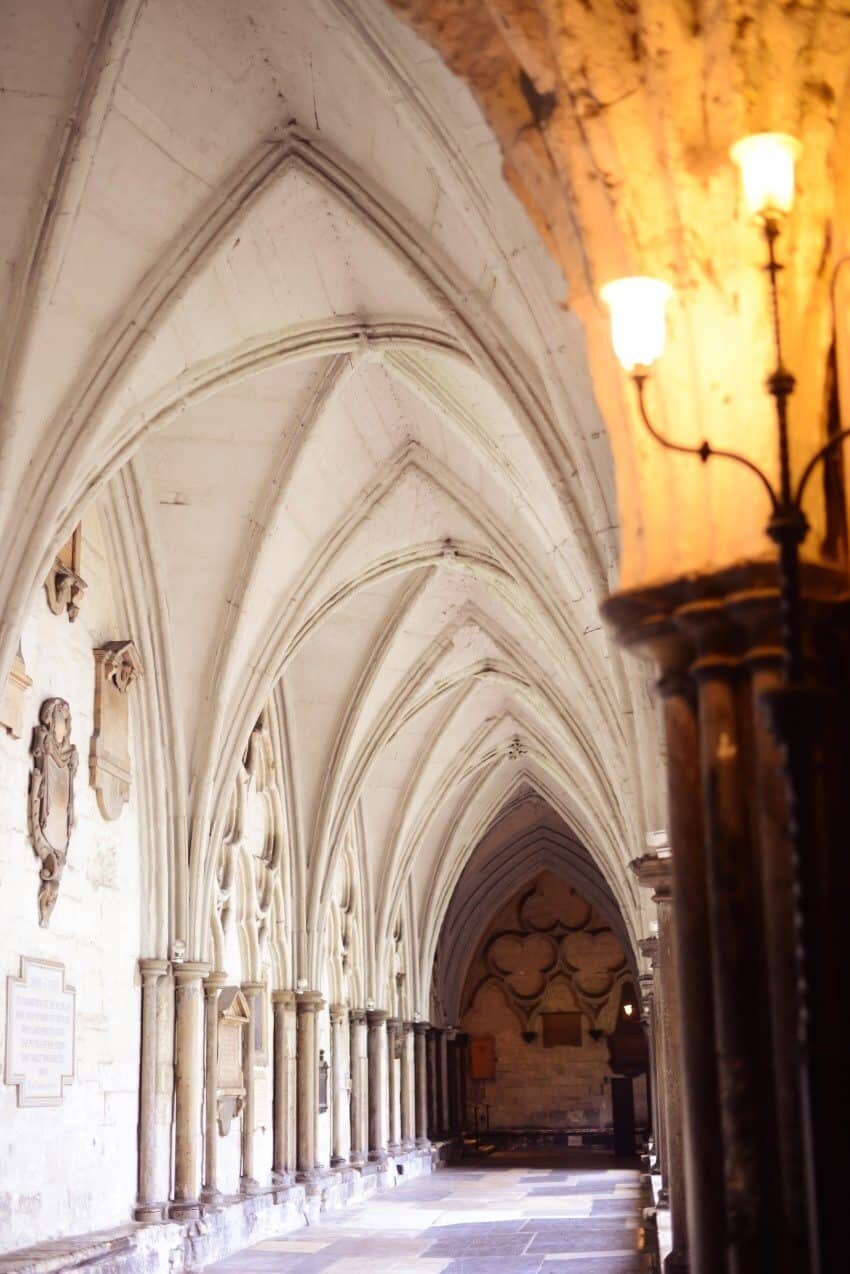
[206, 1149, 653, 1273]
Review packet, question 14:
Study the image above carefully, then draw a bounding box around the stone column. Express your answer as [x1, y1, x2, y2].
[655, 867, 688, 1272]
[329, 1003, 350, 1168]
[349, 1008, 368, 1167]
[386, 1017, 402, 1154]
[438, 1028, 450, 1137]
[456, 1032, 469, 1136]
[296, 989, 324, 1182]
[446, 1032, 457, 1134]
[367, 1009, 388, 1167]
[735, 595, 809, 1273]
[414, 1021, 430, 1148]
[657, 652, 727, 1274]
[135, 958, 169, 1221]
[427, 1026, 440, 1139]
[637, 967, 662, 1168]
[240, 981, 264, 1194]
[272, 991, 295, 1185]
[200, 971, 227, 1206]
[400, 1021, 415, 1149]
[638, 935, 667, 1181]
[170, 961, 209, 1219]
[680, 601, 783, 1274]
[632, 856, 688, 1272]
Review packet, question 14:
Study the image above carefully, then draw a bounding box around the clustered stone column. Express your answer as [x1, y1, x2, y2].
[170, 961, 210, 1219]
[240, 981, 263, 1194]
[135, 958, 169, 1221]
[426, 1026, 440, 1139]
[637, 950, 663, 1176]
[400, 1021, 415, 1149]
[200, 971, 227, 1206]
[348, 1008, 368, 1167]
[632, 855, 687, 1273]
[272, 991, 295, 1185]
[414, 1021, 431, 1149]
[367, 1009, 388, 1167]
[438, 1028, 450, 1136]
[296, 990, 324, 1183]
[386, 1018, 402, 1155]
[329, 1003, 350, 1168]
[602, 567, 850, 1274]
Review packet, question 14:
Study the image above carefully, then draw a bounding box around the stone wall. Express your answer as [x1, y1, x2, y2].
[459, 872, 637, 1133]
[0, 514, 143, 1253]
[463, 979, 614, 1130]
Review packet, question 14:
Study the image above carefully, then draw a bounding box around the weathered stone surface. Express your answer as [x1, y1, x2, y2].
[388, 0, 850, 586]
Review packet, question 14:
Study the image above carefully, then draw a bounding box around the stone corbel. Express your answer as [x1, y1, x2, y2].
[1, 644, 32, 738]
[217, 1094, 244, 1137]
[45, 527, 87, 622]
[90, 641, 143, 820]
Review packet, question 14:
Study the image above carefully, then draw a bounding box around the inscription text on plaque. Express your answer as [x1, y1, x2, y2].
[5, 958, 75, 1106]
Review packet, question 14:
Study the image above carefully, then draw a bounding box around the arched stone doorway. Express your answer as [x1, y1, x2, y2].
[432, 797, 648, 1153]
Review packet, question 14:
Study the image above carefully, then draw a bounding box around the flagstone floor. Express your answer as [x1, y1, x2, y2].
[206, 1149, 653, 1273]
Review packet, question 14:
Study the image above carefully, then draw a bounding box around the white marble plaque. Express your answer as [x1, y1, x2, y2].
[5, 958, 75, 1106]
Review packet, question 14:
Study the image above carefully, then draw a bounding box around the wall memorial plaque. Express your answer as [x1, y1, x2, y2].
[5, 958, 75, 1106]
[90, 641, 143, 820]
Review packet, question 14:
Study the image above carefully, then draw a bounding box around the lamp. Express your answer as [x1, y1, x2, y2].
[599, 277, 672, 372]
[602, 130, 847, 1274]
[729, 132, 801, 221]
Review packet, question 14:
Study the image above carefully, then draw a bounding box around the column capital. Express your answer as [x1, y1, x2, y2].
[329, 1002, 349, 1024]
[638, 936, 660, 967]
[296, 989, 325, 1013]
[272, 989, 295, 1009]
[172, 961, 210, 984]
[413, 1020, 431, 1036]
[349, 1006, 367, 1024]
[629, 850, 673, 899]
[204, 970, 228, 994]
[402, 1020, 415, 1034]
[241, 980, 265, 999]
[366, 1008, 388, 1025]
[386, 1016, 402, 1033]
[138, 958, 169, 981]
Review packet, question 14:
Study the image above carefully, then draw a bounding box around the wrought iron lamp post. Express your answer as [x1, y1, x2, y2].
[602, 132, 849, 1274]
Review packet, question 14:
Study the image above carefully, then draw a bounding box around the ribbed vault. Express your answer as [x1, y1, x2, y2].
[433, 790, 637, 1024]
[0, 0, 663, 1009]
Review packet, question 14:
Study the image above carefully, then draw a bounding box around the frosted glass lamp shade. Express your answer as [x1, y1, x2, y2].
[730, 132, 801, 220]
[600, 276, 673, 372]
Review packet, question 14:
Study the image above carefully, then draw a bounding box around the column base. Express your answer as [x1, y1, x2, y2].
[349, 1151, 367, 1168]
[368, 1151, 389, 1169]
[330, 1154, 348, 1168]
[271, 1169, 294, 1187]
[415, 1136, 431, 1150]
[401, 1139, 415, 1151]
[169, 1198, 202, 1221]
[133, 1201, 167, 1223]
[296, 1168, 321, 1184]
[657, 1187, 670, 1209]
[200, 1185, 224, 1208]
[240, 1175, 261, 1195]
[387, 1141, 403, 1156]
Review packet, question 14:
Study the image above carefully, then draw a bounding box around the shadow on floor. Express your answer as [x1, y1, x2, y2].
[206, 1147, 656, 1273]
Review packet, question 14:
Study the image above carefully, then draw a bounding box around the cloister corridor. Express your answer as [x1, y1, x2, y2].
[207, 1150, 652, 1274]
[4, 3, 849, 1273]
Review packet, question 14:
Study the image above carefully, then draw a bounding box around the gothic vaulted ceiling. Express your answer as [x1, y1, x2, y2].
[0, 0, 663, 1000]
